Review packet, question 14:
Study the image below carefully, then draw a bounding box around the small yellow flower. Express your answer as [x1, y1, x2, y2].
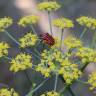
[0, 42, 10, 57]
[88, 72, 96, 90]
[76, 16, 96, 30]
[64, 36, 82, 49]
[59, 59, 82, 84]
[18, 15, 39, 27]
[19, 32, 38, 48]
[41, 91, 60, 96]
[0, 17, 13, 32]
[38, 1, 61, 12]
[0, 88, 19, 96]
[10, 53, 32, 73]
[36, 48, 64, 77]
[53, 18, 74, 29]
[76, 47, 96, 63]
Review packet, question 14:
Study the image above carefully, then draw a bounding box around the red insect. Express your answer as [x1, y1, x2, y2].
[40, 33, 55, 46]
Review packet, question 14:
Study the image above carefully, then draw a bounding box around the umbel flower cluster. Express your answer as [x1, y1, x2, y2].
[0, 0, 96, 96]
[0, 88, 19, 96]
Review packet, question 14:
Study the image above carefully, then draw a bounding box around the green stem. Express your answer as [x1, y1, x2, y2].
[60, 85, 68, 95]
[80, 28, 87, 39]
[3, 56, 12, 61]
[80, 62, 89, 71]
[91, 31, 96, 48]
[76, 80, 88, 85]
[30, 25, 37, 35]
[60, 29, 64, 50]
[48, 11, 53, 36]
[54, 74, 58, 91]
[35, 40, 41, 48]
[5, 30, 20, 45]
[24, 49, 40, 60]
[68, 86, 75, 96]
[26, 78, 49, 96]
[34, 49, 41, 56]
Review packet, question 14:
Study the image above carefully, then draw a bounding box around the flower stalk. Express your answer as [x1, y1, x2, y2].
[91, 31, 96, 48]
[60, 29, 64, 50]
[80, 28, 87, 39]
[48, 11, 53, 36]
[54, 74, 58, 91]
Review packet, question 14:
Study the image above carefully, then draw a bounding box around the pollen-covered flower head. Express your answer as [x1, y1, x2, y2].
[76, 47, 96, 63]
[10, 53, 32, 73]
[53, 18, 74, 29]
[36, 48, 81, 83]
[59, 59, 82, 84]
[0, 88, 19, 96]
[0, 42, 10, 57]
[19, 32, 38, 48]
[41, 91, 60, 96]
[64, 36, 82, 49]
[76, 16, 96, 30]
[36, 48, 64, 78]
[18, 15, 39, 27]
[88, 72, 96, 90]
[0, 17, 13, 32]
[38, 1, 61, 12]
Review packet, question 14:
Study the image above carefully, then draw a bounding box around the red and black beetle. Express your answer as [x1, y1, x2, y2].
[40, 33, 55, 46]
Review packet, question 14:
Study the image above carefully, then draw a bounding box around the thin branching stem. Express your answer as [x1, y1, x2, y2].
[60, 29, 64, 50]
[91, 31, 96, 48]
[3, 56, 12, 61]
[76, 80, 88, 85]
[54, 74, 58, 91]
[80, 62, 89, 71]
[68, 86, 75, 96]
[80, 28, 87, 39]
[5, 30, 20, 45]
[26, 78, 49, 96]
[60, 85, 68, 95]
[34, 49, 41, 56]
[30, 25, 37, 35]
[48, 11, 53, 36]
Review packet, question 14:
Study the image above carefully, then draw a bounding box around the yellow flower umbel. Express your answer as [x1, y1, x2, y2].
[36, 48, 81, 84]
[38, 1, 61, 12]
[59, 59, 82, 84]
[36, 48, 64, 78]
[0, 17, 13, 32]
[76, 47, 96, 63]
[53, 18, 74, 29]
[64, 36, 82, 49]
[10, 53, 32, 73]
[88, 72, 96, 90]
[76, 16, 96, 30]
[41, 91, 60, 96]
[19, 32, 38, 48]
[0, 42, 10, 57]
[18, 15, 39, 27]
[0, 88, 19, 96]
